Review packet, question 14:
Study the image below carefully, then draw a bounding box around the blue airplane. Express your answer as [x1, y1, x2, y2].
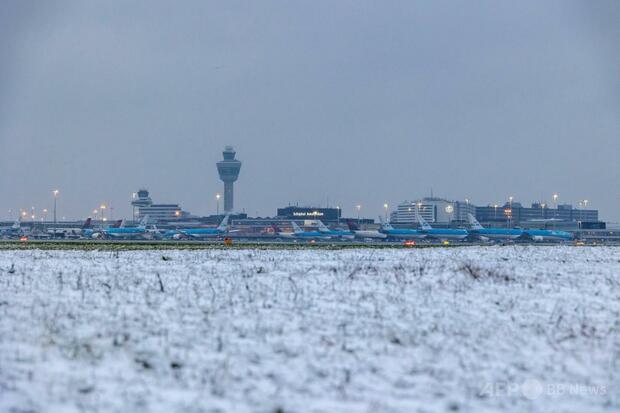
[523, 228, 573, 242]
[100, 215, 150, 239]
[378, 216, 426, 240]
[415, 209, 468, 241]
[171, 214, 231, 239]
[467, 214, 523, 240]
[316, 221, 355, 240]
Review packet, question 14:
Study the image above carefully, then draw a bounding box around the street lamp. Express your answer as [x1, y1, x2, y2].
[356, 204, 362, 222]
[336, 205, 341, 225]
[52, 189, 59, 234]
[494, 204, 498, 219]
[100, 204, 106, 221]
[541, 203, 546, 218]
[383, 203, 389, 221]
[216, 193, 221, 216]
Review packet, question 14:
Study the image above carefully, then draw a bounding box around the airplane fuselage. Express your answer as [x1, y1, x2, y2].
[381, 229, 426, 240]
[422, 229, 468, 240]
[524, 229, 573, 242]
[470, 228, 523, 240]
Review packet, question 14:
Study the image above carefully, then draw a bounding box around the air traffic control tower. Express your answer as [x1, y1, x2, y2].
[216, 146, 242, 212]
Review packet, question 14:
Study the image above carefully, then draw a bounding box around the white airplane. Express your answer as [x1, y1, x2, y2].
[345, 220, 387, 240]
[272, 222, 331, 240]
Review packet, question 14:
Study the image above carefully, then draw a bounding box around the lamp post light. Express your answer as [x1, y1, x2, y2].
[216, 193, 221, 216]
[336, 206, 340, 225]
[541, 203, 546, 218]
[494, 204, 498, 219]
[356, 204, 362, 222]
[100, 204, 106, 221]
[383, 203, 389, 221]
[52, 190, 59, 236]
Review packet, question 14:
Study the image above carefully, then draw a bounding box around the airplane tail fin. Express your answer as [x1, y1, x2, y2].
[82, 218, 92, 229]
[467, 213, 483, 230]
[317, 220, 330, 232]
[217, 213, 231, 232]
[291, 221, 304, 234]
[119, 219, 126, 228]
[378, 216, 394, 231]
[11, 218, 21, 230]
[110, 219, 122, 228]
[415, 207, 432, 230]
[346, 219, 359, 231]
[138, 215, 149, 229]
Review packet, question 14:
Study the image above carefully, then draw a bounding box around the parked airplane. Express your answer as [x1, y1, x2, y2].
[83, 219, 124, 239]
[316, 221, 355, 240]
[345, 220, 387, 239]
[378, 216, 426, 240]
[467, 214, 523, 240]
[98, 215, 151, 239]
[272, 222, 331, 240]
[172, 214, 231, 239]
[415, 210, 468, 240]
[523, 228, 573, 242]
[1, 218, 24, 238]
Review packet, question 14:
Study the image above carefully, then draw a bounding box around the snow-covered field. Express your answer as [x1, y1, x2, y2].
[0, 246, 619, 412]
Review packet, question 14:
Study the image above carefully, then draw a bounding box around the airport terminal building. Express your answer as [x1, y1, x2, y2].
[391, 198, 476, 225]
[131, 189, 190, 222]
[277, 206, 342, 223]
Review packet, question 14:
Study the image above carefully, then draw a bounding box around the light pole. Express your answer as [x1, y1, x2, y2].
[52, 190, 59, 233]
[383, 203, 389, 222]
[356, 204, 361, 223]
[100, 204, 106, 222]
[494, 204, 498, 220]
[216, 193, 221, 216]
[336, 206, 340, 225]
[541, 203, 546, 218]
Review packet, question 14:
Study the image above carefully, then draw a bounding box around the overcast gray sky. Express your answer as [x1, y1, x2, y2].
[1, 0, 619, 221]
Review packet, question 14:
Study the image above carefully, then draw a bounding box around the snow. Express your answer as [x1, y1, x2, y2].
[0, 246, 619, 412]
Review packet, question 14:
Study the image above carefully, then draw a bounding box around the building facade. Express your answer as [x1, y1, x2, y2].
[131, 189, 188, 222]
[391, 198, 476, 225]
[277, 206, 342, 223]
[475, 202, 598, 226]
